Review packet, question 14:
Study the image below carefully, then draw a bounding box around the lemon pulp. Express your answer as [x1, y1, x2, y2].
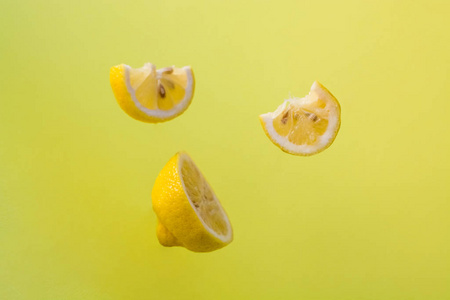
[181, 156, 229, 237]
[131, 64, 189, 111]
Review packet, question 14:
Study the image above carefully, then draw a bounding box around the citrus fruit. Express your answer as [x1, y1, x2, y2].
[259, 81, 341, 156]
[110, 63, 195, 123]
[152, 152, 233, 252]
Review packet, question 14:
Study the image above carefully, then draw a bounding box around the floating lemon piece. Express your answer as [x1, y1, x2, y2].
[260, 81, 341, 156]
[152, 152, 233, 252]
[110, 63, 195, 123]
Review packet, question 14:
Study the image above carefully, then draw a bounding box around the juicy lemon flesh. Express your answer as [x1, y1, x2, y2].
[273, 86, 336, 145]
[181, 158, 229, 237]
[132, 65, 187, 111]
[273, 95, 329, 146]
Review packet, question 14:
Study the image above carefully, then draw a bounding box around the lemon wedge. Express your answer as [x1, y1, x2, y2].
[260, 81, 341, 156]
[152, 152, 233, 252]
[110, 63, 195, 123]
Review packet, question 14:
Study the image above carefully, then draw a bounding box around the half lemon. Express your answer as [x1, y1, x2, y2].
[152, 152, 233, 252]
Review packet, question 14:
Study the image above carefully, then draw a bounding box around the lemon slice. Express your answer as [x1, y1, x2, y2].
[109, 63, 195, 123]
[152, 152, 233, 252]
[259, 81, 341, 156]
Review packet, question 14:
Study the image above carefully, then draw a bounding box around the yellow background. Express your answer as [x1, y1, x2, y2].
[1, 0, 449, 299]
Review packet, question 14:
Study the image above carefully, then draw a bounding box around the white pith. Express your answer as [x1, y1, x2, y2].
[178, 153, 233, 243]
[124, 63, 194, 119]
[260, 81, 340, 154]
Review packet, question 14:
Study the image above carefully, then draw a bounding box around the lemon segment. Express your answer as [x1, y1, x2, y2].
[110, 62, 195, 123]
[152, 152, 233, 252]
[260, 81, 341, 156]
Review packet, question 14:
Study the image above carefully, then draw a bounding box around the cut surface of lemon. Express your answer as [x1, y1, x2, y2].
[110, 63, 195, 123]
[152, 152, 233, 252]
[259, 81, 341, 156]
